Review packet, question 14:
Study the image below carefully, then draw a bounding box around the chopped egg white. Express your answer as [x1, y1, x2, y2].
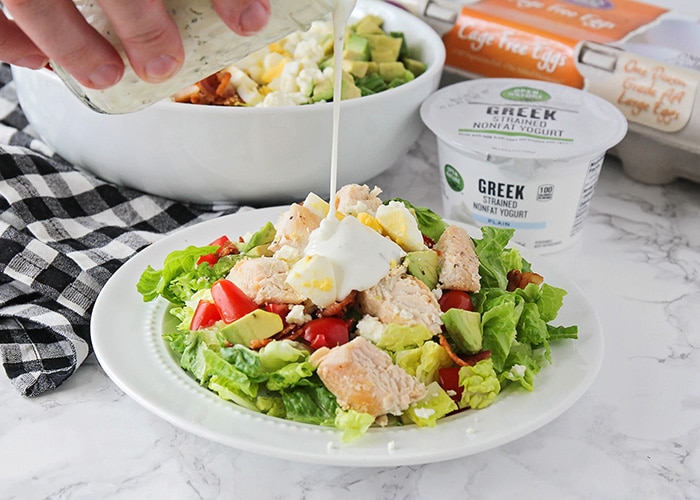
[375, 201, 426, 252]
[286, 254, 337, 308]
[304, 216, 406, 301]
[285, 304, 312, 325]
[355, 315, 387, 343]
[302, 192, 331, 218]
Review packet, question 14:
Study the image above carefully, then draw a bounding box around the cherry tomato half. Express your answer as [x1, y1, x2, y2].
[302, 317, 350, 350]
[210, 279, 258, 323]
[196, 235, 230, 266]
[438, 290, 474, 313]
[438, 366, 464, 403]
[190, 300, 221, 330]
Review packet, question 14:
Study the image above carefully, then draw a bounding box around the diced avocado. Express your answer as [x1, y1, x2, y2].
[353, 15, 385, 34]
[389, 31, 409, 58]
[366, 61, 379, 74]
[403, 57, 428, 77]
[311, 71, 361, 102]
[242, 221, 276, 255]
[220, 309, 283, 347]
[340, 70, 362, 100]
[320, 34, 334, 57]
[442, 308, 483, 354]
[343, 34, 370, 61]
[404, 250, 439, 290]
[342, 59, 370, 78]
[311, 78, 333, 102]
[378, 61, 408, 82]
[364, 34, 404, 63]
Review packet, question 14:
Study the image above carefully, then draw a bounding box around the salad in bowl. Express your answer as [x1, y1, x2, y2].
[136, 184, 578, 442]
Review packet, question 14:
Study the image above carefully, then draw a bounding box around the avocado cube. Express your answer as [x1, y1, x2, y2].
[343, 34, 370, 61]
[378, 61, 408, 82]
[342, 59, 370, 78]
[442, 308, 483, 354]
[404, 250, 439, 290]
[311, 78, 333, 102]
[354, 15, 384, 34]
[403, 57, 428, 77]
[389, 31, 409, 58]
[340, 70, 362, 100]
[365, 34, 404, 63]
[220, 309, 283, 347]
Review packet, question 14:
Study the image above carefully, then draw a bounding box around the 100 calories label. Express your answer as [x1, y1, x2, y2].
[420, 78, 627, 253]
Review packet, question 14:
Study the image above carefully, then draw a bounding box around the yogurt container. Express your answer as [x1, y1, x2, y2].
[420, 78, 628, 253]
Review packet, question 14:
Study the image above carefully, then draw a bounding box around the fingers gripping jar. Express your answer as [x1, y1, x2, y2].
[53, 0, 345, 114]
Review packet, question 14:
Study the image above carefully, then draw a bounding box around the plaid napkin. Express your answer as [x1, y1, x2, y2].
[0, 64, 241, 397]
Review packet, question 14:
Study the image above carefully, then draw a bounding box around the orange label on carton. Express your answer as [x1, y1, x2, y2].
[443, 0, 667, 89]
[582, 43, 699, 132]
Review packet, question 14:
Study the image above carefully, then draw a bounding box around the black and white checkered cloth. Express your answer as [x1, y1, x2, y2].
[0, 63, 241, 397]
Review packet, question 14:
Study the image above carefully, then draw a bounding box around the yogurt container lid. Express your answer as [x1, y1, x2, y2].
[420, 78, 628, 162]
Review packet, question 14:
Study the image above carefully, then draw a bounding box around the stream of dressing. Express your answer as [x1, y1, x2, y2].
[327, 0, 356, 220]
[298, 0, 406, 305]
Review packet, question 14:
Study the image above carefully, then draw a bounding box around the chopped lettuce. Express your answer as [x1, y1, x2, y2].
[335, 409, 376, 442]
[459, 358, 501, 410]
[280, 382, 339, 426]
[356, 317, 433, 352]
[394, 340, 452, 385]
[404, 382, 458, 427]
[137, 245, 219, 305]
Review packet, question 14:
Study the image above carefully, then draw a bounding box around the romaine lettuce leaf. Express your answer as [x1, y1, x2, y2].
[479, 291, 523, 372]
[137, 245, 218, 304]
[335, 409, 375, 442]
[404, 382, 458, 427]
[458, 358, 501, 409]
[281, 381, 339, 426]
[394, 340, 453, 385]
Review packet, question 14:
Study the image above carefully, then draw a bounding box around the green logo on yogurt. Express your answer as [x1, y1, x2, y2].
[444, 164, 464, 192]
[501, 86, 551, 102]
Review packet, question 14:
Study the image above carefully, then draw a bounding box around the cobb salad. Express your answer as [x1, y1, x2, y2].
[137, 184, 578, 442]
[172, 14, 427, 107]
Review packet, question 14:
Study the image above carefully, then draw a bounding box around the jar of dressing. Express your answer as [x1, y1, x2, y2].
[53, 0, 350, 114]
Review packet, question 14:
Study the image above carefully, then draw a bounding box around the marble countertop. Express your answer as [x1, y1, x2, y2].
[3, 128, 699, 499]
[3, 0, 700, 498]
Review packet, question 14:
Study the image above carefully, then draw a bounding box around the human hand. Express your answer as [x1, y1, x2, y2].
[0, 0, 271, 89]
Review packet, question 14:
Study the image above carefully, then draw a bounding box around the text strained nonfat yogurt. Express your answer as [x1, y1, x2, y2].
[420, 78, 628, 253]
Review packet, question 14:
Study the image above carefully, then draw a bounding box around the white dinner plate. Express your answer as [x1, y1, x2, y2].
[92, 206, 604, 467]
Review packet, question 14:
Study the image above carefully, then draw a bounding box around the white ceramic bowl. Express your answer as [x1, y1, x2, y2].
[12, 0, 445, 205]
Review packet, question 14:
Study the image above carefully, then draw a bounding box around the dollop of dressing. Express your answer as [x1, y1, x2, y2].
[305, 216, 405, 301]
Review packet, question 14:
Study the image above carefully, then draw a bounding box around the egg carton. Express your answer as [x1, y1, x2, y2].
[395, 0, 700, 185]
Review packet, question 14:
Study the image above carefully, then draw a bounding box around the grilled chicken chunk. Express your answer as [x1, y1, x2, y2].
[358, 266, 443, 335]
[227, 257, 304, 305]
[335, 184, 383, 216]
[434, 225, 481, 292]
[268, 203, 322, 254]
[315, 337, 427, 417]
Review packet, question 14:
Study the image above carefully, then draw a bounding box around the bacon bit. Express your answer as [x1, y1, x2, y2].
[173, 71, 245, 106]
[506, 269, 544, 291]
[249, 337, 274, 350]
[217, 240, 240, 258]
[318, 290, 358, 318]
[215, 71, 232, 96]
[438, 334, 491, 367]
[249, 323, 305, 350]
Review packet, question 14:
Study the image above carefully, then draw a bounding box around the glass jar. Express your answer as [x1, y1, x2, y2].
[53, 0, 344, 114]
